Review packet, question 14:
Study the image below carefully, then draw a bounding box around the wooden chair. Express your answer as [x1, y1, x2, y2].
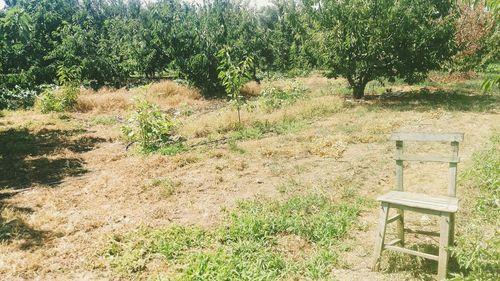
[372, 132, 464, 280]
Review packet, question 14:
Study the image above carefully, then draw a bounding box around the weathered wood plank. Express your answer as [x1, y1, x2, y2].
[448, 141, 459, 197]
[378, 191, 458, 213]
[390, 132, 464, 142]
[372, 203, 390, 271]
[385, 239, 402, 247]
[404, 228, 440, 237]
[438, 214, 451, 280]
[396, 155, 460, 163]
[387, 214, 401, 224]
[385, 245, 439, 261]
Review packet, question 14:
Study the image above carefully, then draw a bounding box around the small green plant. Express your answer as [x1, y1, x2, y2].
[92, 116, 117, 125]
[151, 178, 179, 198]
[37, 65, 81, 113]
[217, 47, 253, 124]
[121, 98, 180, 153]
[37, 86, 79, 113]
[259, 81, 307, 112]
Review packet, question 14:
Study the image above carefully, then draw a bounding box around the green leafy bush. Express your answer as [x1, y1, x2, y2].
[259, 81, 307, 112]
[36, 85, 79, 113]
[451, 134, 499, 280]
[0, 86, 38, 110]
[121, 98, 179, 153]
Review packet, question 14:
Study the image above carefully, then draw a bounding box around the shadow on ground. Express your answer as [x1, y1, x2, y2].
[382, 242, 461, 280]
[0, 127, 106, 248]
[0, 196, 49, 249]
[0, 127, 106, 189]
[364, 88, 499, 112]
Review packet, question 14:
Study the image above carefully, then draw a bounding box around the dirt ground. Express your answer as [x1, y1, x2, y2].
[0, 78, 498, 280]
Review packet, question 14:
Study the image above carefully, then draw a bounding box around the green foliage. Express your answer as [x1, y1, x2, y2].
[103, 194, 361, 279]
[312, 0, 457, 98]
[451, 134, 499, 280]
[0, 86, 38, 110]
[223, 194, 360, 246]
[217, 47, 254, 124]
[259, 81, 307, 112]
[104, 226, 210, 274]
[0, 0, 320, 102]
[36, 86, 78, 113]
[481, 75, 500, 94]
[121, 98, 180, 153]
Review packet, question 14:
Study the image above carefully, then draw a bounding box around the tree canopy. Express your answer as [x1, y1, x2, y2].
[0, 0, 496, 103]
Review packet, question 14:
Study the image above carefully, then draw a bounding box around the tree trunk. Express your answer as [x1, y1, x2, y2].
[353, 83, 366, 99]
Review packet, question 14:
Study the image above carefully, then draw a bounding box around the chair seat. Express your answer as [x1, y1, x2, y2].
[378, 191, 458, 213]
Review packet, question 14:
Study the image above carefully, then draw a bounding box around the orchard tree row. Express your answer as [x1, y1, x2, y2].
[0, 0, 498, 100]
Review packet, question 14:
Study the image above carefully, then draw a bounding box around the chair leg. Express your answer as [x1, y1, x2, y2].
[438, 213, 451, 280]
[448, 213, 455, 247]
[396, 208, 404, 246]
[372, 202, 389, 271]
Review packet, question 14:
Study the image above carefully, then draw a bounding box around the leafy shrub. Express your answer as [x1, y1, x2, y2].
[121, 98, 179, 153]
[451, 134, 499, 280]
[36, 86, 79, 113]
[0, 86, 38, 110]
[259, 81, 307, 112]
[217, 47, 254, 124]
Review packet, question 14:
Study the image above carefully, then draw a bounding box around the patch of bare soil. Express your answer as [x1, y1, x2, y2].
[0, 95, 498, 280]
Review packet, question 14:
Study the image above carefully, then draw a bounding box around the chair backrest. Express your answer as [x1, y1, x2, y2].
[390, 132, 464, 197]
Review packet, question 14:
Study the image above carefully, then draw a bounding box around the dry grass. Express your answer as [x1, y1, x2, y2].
[143, 80, 202, 108]
[1, 74, 499, 280]
[180, 95, 344, 138]
[240, 81, 262, 97]
[75, 80, 203, 113]
[75, 88, 133, 113]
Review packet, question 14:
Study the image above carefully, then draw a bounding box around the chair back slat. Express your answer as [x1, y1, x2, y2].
[395, 155, 460, 163]
[390, 132, 464, 142]
[390, 132, 463, 197]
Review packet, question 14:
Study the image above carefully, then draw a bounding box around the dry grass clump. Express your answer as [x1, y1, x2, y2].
[428, 71, 478, 84]
[75, 81, 203, 113]
[144, 80, 202, 108]
[240, 81, 262, 97]
[75, 88, 133, 113]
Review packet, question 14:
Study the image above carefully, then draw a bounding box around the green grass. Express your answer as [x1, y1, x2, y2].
[92, 115, 118, 125]
[229, 119, 306, 142]
[450, 133, 499, 280]
[151, 178, 179, 198]
[102, 193, 362, 280]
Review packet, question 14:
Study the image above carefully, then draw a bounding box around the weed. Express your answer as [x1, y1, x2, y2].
[156, 143, 187, 156]
[229, 119, 306, 143]
[450, 133, 499, 280]
[305, 249, 339, 279]
[228, 138, 245, 154]
[92, 116, 117, 125]
[277, 178, 301, 194]
[259, 81, 308, 112]
[36, 86, 79, 113]
[102, 194, 362, 279]
[180, 241, 287, 280]
[151, 178, 180, 198]
[122, 98, 182, 154]
[103, 226, 210, 275]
